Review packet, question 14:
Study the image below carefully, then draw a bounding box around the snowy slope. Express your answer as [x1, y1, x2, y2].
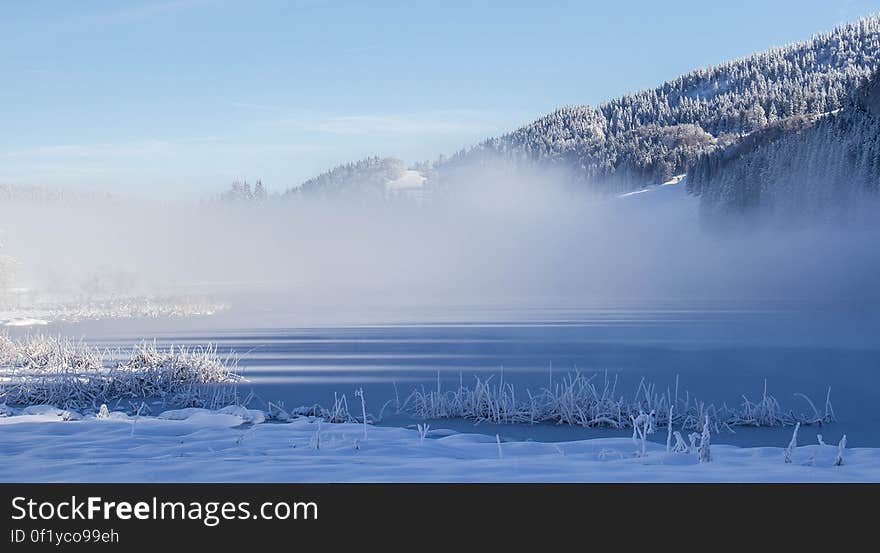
[0, 410, 871, 482]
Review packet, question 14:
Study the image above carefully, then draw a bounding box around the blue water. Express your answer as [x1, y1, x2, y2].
[23, 298, 880, 447]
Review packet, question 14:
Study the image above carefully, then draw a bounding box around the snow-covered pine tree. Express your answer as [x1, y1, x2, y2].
[433, 16, 880, 196]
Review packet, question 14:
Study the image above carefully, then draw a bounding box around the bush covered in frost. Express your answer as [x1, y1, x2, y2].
[0, 334, 240, 410]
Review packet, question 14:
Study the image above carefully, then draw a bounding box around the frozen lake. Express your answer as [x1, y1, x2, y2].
[17, 297, 880, 448]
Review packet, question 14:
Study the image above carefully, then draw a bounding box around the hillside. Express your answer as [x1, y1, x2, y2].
[432, 16, 880, 194]
[686, 70, 880, 219]
[284, 157, 407, 198]
[264, 16, 880, 210]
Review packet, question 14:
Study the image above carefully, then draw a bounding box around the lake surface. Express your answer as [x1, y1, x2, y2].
[17, 297, 880, 447]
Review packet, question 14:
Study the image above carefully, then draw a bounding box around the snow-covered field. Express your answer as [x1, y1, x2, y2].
[0, 408, 872, 482]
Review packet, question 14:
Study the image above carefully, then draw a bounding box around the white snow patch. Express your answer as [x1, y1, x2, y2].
[217, 405, 266, 424]
[158, 406, 264, 426]
[386, 170, 426, 192]
[617, 174, 687, 199]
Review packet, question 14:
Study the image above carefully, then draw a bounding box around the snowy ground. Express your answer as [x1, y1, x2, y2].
[0, 408, 873, 482]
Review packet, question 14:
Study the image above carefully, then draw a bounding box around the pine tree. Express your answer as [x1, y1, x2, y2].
[254, 179, 267, 201]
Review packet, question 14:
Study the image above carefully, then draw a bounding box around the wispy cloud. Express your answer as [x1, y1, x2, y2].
[0, 136, 321, 162]
[239, 106, 504, 136]
[229, 101, 293, 112]
[288, 113, 490, 135]
[75, 0, 212, 27]
[0, 140, 177, 160]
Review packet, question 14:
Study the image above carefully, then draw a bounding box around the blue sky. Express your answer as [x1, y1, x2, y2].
[2, 0, 880, 198]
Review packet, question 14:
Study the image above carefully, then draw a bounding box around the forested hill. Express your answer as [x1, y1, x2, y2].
[234, 16, 880, 208]
[433, 16, 880, 194]
[686, 69, 880, 220]
[284, 157, 406, 198]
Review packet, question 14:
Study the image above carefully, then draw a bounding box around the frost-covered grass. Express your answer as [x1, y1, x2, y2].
[401, 371, 834, 433]
[0, 359, 860, 482]
[286, 392, 362, 423]
[0, 334, 240, 411]
[0, 294, 226, 326]
[0, 408, 873, 482]
[0, 334, 836, 436]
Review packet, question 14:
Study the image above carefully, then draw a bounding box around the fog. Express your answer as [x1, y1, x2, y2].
[2, 163, 880, 319]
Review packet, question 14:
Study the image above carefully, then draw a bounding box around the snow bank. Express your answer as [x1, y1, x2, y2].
[0, 412, 875, 482]
[158, 406, 265, 425]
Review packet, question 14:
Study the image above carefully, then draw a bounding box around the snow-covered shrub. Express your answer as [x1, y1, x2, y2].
[267, 401, 292, 422]
[61, 409, 82, 421]
[312, 421, 323, 451]
[288, 393, 362, 424]
[0, 335, 239, 410]
[327, 393, 354, 423]
[835, 435, 847, 467]
[631, 410, 655, 457]
[417, 423, 430, 445]
[672, 431, 689, 453]
[698, 415, 711, 463]
[355, 388, 368, 440]
[401, 370, 835, 432]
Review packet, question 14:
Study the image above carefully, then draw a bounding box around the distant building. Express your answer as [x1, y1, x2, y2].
[385, 170, 427, 202]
